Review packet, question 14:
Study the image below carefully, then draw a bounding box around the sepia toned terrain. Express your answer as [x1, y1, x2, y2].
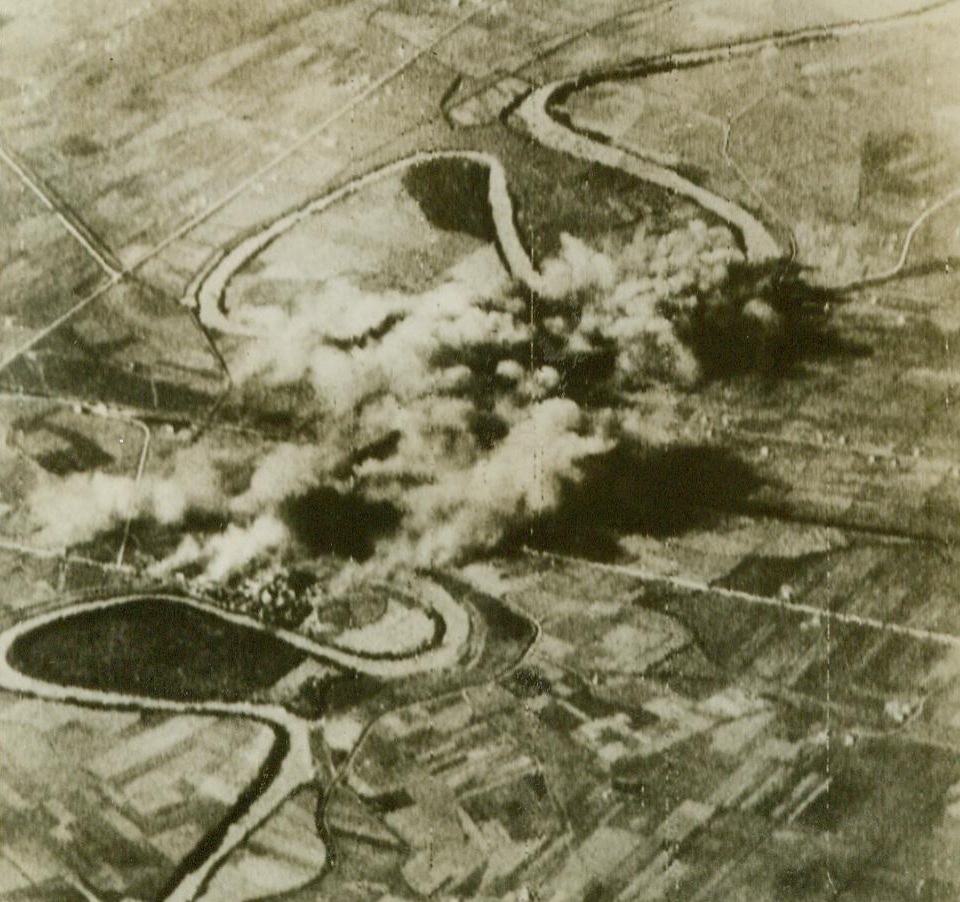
[1, 1, 959, 899]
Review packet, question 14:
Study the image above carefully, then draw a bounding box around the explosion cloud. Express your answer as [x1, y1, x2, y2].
[24, 443, 225, 550]
[15, 214, 785, 587]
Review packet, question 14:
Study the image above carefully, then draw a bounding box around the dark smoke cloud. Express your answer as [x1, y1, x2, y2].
[17, 217, 785, 585]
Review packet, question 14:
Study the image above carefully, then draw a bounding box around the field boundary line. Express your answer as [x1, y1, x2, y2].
[525, 548, 960, 648]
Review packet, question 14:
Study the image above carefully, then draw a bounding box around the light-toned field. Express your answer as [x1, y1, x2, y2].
[0, 697, 273, 899]
[334, 597, 435, 656]
[566, 8, 960, 279]
[3, 0, 960, 899]
[2, 0, 404, 256]
[224, 170, 493, 316]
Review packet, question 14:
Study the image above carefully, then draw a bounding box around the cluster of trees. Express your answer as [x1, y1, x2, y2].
[204, 567, 317, 628]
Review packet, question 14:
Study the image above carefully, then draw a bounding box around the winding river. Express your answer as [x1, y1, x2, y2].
[184, 0, 957, 333]
[513, 0, 960, 274]
[4, 3, 956, 899]
[0, 586, 468, 900]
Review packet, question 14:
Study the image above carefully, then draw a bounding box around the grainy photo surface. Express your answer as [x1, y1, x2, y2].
[1, 1, 959, 899]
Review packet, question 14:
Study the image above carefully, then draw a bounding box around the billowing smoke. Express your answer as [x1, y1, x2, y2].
[372, 398, 614, 569]
[158, 514, 289, 582]
[537, 233, 619, 301]
[229, 443, 333, 518]
[230, 266, 529, 413]
[18, 215, 783, 585]
[25, 443, 224, 550]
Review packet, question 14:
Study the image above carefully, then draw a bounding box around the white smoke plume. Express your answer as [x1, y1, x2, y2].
[232, 266, 530, 414]
[17, 216, 776, 584]
[26, 446, 225, 550]
[383, 398, 614, 568]
[229, 443, 333, 518]
[193, 514, 289, 581]
[537, 233, 619, 301]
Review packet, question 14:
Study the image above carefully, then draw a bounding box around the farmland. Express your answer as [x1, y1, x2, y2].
[1, 0, 959, 899]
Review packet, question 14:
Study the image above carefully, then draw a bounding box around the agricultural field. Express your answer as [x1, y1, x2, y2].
[2, 0, 960, 899]
[566, 8, 960, 279]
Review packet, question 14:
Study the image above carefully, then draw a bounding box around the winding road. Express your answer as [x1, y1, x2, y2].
[514, 87, 781, 264]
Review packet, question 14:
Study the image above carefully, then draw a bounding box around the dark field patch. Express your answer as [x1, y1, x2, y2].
[514, 442, 765, 560]
[281, 486, 401, 561]
[715, 551, 827, 598]
[10, 598, 306, 702]
[402, 157, 497, 242]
